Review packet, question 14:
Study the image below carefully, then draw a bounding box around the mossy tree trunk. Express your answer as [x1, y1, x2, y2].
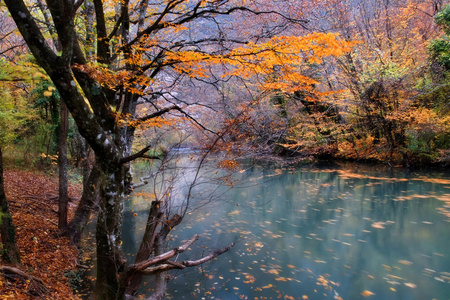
[0, 147, 20, 265]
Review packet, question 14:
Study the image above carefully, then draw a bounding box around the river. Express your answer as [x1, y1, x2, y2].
[123, 159, 450, 300]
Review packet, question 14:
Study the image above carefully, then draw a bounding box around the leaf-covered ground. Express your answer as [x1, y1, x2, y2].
[1, 169, 82, 299]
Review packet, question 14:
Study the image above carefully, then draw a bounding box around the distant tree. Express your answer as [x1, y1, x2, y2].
[0, 87, 24, 265]
[429, 5, 450, 70]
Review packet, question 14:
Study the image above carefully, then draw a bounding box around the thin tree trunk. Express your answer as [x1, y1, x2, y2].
[65, 162, 100, 247]
[124, 201, 182, 297]
[124, 201, 162, 296]
[58, 100, 69, 230]
[84, 0, 95, 60]
[0, 147, 20, 265]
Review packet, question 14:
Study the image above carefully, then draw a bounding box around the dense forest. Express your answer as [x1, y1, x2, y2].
[0, 0, 449, 299]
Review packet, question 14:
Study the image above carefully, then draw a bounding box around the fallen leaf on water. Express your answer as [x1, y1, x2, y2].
[228, 210, 241, 216]
[254, 242, 264, 248]
[388, 274, 404, 280]
[371, 222, 385, 229]
[361, 290, 375, 297]
[314, 260, 327, 263]
[275, 277, 287, 281]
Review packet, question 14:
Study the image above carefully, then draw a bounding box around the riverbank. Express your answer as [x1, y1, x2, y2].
[1, 169, 82, 299]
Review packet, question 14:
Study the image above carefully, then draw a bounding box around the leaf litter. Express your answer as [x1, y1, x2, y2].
[1, 169, 82, 299]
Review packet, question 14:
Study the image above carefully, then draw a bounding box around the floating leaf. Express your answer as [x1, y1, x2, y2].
[254, 242, 264, 248]
[371, 222, 385, 229]
[361, 290, 375, 297]
[287, 265, 296, 269]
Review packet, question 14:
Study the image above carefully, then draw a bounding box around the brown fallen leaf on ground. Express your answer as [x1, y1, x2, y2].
[1, 169, 82, 299]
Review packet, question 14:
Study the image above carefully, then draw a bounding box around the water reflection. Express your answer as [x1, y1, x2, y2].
[127, 161, 450, 299]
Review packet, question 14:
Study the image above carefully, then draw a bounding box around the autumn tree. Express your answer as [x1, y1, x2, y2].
[254, 0, 450, 164]
[0, 31, 40, 265]
[429, 4, 450, 71]
[0, 66, 37, 264]
[3, 0, 352, 298]
[0, 89, 22, 265]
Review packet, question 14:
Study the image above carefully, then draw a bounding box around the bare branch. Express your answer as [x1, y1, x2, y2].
[73, 0, 85, 13]
[126, 234, 199, 273]
[138, 104, 182, 123]
[138, 242, 236, 275]
[120, 144, 160, 164]
[184, 242, 235, 266]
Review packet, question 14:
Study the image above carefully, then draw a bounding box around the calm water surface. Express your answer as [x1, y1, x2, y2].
[125, 161, 450, 300]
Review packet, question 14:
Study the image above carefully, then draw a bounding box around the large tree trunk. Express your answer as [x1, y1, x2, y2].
[58, 100, 69, 230]
[0, 147, 20, 265]
[89, 163, 127, 300]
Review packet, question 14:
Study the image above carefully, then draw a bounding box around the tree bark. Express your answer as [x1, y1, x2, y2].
[65, 162, 100, 247]
[58, 100, 69, 230]
[84, 0, 95, 60]
[89, 164, 127, 300]
[0, 147, 20, 265]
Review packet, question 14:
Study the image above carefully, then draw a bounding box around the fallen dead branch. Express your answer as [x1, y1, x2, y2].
[0, 265, 49, 297]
